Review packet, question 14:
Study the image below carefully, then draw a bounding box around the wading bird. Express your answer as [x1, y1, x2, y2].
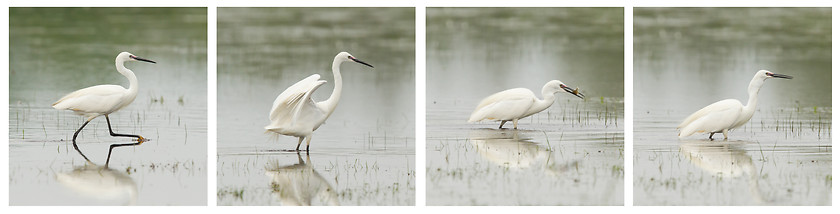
[265, 52, 374, 151]
[678, 70, 792, 140]
[52, 52, 155, 165]
[468, 80, 584, 129]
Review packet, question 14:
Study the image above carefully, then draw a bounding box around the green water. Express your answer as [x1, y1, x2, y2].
[9, 7, 207, 205]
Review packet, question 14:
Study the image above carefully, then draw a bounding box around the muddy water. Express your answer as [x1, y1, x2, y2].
[9, 8, 208, 205]
[426, 8, 624, 205]
[216, 8, 415, 206]
[633, 8, 831, 206]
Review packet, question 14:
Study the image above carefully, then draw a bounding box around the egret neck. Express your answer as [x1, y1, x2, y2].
[743, 74, 765, 118]
[528, 82, 558, 116]
[321, 54, 344, 116]
[116, 57, 139, 100]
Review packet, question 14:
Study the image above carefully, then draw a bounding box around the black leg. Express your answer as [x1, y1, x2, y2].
[498, 121, 507, 129]
[105, 115, 145, 142]
[709, 133, 715, 141]
[295, 137, 303, 151]
[105, 141, 143, 168]
[71, 120, 93, 163]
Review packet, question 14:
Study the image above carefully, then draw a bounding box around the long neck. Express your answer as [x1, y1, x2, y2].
[116, 60, 138, 95]
[744, 77, 764, 112]
[322, 56, 343, 113]
[531, 87, 557, 113]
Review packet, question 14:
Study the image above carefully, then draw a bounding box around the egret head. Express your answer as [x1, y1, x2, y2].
[337, 52, 374, 68]
[546, 80, 584, 99]
[757, 70, 792, 80]
[117, 52, 156, 64]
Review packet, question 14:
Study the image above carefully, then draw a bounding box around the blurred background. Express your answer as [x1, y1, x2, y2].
[216, 7, 415, 206]
[9, 7, 207, 205]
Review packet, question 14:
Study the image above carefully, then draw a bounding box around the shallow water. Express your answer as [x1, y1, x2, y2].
[8, 8, 208, 205]
[633, 8, 831, 206]
[426, 8, 624, 205]
[216, 8, 415, 206]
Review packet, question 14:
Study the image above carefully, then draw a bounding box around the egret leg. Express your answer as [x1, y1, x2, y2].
[498, 121, 507, 129]
[305, 136, 312, 151]
[513, 119, 519, 129]
[105, 115, 145, 142]
[71, 120, 93, 163]
[709, 133, 715, 140]
[295, 137, 304, 151]
[723, 130, 729, 140]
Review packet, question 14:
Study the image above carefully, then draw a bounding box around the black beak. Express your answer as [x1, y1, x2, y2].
[351, 57, 374, 68]
[130, 55, 156, 64]
[769, 73, 793, 79]
[561, 85, 585, 99]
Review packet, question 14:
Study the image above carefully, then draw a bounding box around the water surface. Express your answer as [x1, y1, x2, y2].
[634, 8, 831, 206]
[426, 8, 624, 206]
[9, 8, 208, 205]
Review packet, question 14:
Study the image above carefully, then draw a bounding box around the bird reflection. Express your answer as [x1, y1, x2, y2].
[70, 137, 139, 168]
[679, 140, 768, 204]
[55, 164, 138, 205]
[469, 129, 578, 176]
[265, 152, 339, 206]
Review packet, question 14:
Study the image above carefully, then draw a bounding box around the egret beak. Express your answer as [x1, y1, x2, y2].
[350, 57, 374, 68]
[561, 85, 585, 99]
[768, 72, 793, 79]
[130, 55, 156, 64]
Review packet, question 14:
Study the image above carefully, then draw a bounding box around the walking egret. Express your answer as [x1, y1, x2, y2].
[468, 80, 584, 129]
[265, 52, 374, 151]
[677, 70, 792, 140]
[52, 52, 155, 165]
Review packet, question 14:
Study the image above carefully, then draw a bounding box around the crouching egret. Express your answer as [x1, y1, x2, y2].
[678, 70, 792, 140]
[52, 52, 155, 166]
[468, 80, 585, 129]
[265, 52, 374, 151]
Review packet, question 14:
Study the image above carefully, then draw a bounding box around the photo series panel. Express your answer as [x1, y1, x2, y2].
[216, 7, 416, 206]
[633, 7, 831, 206]
[8, 7, 209, 205]
[426, 7, 625, 206]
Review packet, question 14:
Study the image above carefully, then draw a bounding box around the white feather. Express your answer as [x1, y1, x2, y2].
[678, 99, 743, 138]
[468, 88, 536, 122]
[265, 74, 328, 137]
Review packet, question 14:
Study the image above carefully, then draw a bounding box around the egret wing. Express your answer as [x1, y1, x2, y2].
[678, 99, 742, 128]
[469, 88, 535, 122]
[268, 74, 327, 127]
[52, 85, 129, 114]
[678, 99, 742, 138]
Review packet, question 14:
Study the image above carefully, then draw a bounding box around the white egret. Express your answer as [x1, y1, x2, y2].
[468, 80, 584, 129]
[53, 52, 156, 160]
[678, 70, 792, 140]
[265, 52, 374, 151]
